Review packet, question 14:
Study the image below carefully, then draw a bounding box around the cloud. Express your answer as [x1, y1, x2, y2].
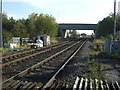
[7, 13, 19, 19]
[3, 0, 120, 23]
[56, 0, 114, 23]
[27, 0, 115, 24]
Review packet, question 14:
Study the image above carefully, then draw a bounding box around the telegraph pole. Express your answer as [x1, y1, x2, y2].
[0, 1, 2, 89]
[0, 0, 2, 48]
[113, 0, 116, 39]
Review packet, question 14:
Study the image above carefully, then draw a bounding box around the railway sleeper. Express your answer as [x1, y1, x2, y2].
[72, 77, 120, 90]
[2, 41, 70, 62]
[2, 40, 84, 89]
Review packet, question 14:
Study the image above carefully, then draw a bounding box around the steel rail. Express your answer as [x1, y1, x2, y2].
[1, 40, 81, 85]
[2, 41, 73, 67]
[41, 39, 87, 89]
[1, 41, 69, 61]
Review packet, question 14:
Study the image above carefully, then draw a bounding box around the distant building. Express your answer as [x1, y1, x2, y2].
[118, 1, 120, 14]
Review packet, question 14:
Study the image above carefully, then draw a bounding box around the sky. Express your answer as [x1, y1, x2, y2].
[2, 0, 120, 35]
[118, 1, 120, 13]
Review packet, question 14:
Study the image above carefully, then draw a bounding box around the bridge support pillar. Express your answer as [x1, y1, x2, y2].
[59, 28, 66, 37]
[93, 30, 96, 37]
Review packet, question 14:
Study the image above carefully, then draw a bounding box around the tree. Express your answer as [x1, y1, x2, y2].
[66, 31, 70, 38]
[3, 29, 12, 44]
[96, 13, 120, 38]
[2, 13, 16, 32]
[96, 16, 114, 38]
[13, 20, 29, 38]
[35, 14, 58, 37]
[81, 33, 86, 37]
[2, 13, 9, 30]
[2, 13, 14, 44]
[2, 12, 58, 44]
[27, 13, 38, 39]
[69, 30, 78, 38]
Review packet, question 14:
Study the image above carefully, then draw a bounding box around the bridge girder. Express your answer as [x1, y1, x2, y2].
[58, 23, 97, 37]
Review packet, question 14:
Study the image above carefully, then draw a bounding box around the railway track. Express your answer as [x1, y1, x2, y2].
[42, 40, 120, 90]
[1, 41, 69, 64]
[2, 40, 77, 80]
[2, 39, 87, 89]
[46, 77, 120, 90]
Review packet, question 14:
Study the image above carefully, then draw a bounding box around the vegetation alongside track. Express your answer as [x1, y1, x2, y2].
[96, 13, 120, 38]
[2, 13, 58, 44]
[82, 38, 120, 82]
[89, 39, 120, 59]
[83, 59, 104, 80]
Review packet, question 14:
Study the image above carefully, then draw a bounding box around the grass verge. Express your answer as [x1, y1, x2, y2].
[83, 59, 104, 80]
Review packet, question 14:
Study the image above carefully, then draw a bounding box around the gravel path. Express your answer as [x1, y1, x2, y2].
[56, 40, 93, 88]
[97, 59, 120, 82]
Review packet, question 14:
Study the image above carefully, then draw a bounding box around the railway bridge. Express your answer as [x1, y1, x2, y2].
[58, 23, 97, 37]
